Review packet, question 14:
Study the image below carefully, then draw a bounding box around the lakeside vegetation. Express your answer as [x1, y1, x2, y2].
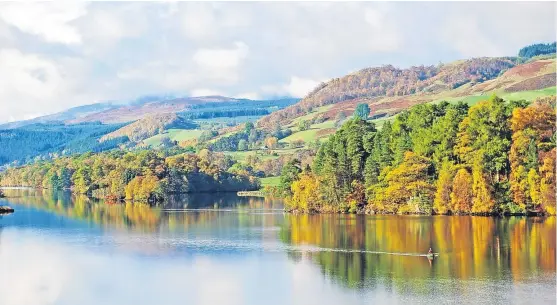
[283, 95, 556, 215]
[0, 149, 259, 203]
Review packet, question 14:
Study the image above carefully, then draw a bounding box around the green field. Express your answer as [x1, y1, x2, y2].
[287, 104, 334, 127]
[260, 176, 281, 187]
[311, 120, 336, 129]
[430, 86, 556, 106]
[144, 129, 203, 146]
[280, 128, 323, 143]
[500, 86, 556, 101]
[225, 148, 304, 161]
[224, 151, 277, 162]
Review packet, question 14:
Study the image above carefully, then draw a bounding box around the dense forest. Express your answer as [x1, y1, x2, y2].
[0, 122, 128, 167]
[283, 96, 556, 215]
[519, 42, 556, 59]
[181, 98, 298, 120]
[100, 113, 197, 143]
[206, 122, 292, 152]
[0, 149, 259, 203]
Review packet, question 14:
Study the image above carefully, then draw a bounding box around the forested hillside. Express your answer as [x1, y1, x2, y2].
[257, 57, 517, 128]
[0, 96, 298, 166]
[0, 149, 259, 203]
[0, 123, 127, 167]
[283, 96, 556, 215]
[100, 113, 197, 143]
[519, 42, 556, 59]
[258, 43, 556, 130]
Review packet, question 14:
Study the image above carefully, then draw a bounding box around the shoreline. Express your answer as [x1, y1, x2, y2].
[284, 208, 553, 217]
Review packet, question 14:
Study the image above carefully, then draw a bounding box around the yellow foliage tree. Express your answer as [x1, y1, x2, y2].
[371, 152, 434, 214]
[287, 173, 322, 213]
[539, 153, 556, 215]
[527, 169, 541, 208]
[471, 160, 495, 214]
[433, 161, 454, 214]
[510, 165, 529, 210]
[125, 175, 160, 202]
[450, 168, 473, 214]
[265, 137, 278, 149]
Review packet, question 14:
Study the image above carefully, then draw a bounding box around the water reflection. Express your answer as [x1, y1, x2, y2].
[278, 214, 556, 289]
[0, 188, 555, 303]
[0, 188, 282, 233]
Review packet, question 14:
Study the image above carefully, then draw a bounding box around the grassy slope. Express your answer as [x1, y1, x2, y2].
[198, 59, 556, 154]
[430, 86, 556, 105]
[260, 176, 281, 187]
[280, 86, 556, 143]
[224, 148, 303, 162]
[144, 129, 203, 146]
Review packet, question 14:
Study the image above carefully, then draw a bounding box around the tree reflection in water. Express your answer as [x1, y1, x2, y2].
[2, 188, 555, 292]
[278, 214, 556, 289]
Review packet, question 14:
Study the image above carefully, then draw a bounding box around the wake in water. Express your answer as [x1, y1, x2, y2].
[287, 245, 439, 257]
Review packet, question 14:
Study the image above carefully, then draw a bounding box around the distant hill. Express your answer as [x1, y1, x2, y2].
[0, 95, 298, 166]
[70, 96, 244, 124]
[0, 122, 127, 167]
[257, 54, 555, 129]
[1, 96, 299, 129]
[0, 102, 118, 129]
[100, 113, 196, 143]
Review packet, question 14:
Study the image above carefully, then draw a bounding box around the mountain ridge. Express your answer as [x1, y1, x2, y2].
[257, 56, 555, 129]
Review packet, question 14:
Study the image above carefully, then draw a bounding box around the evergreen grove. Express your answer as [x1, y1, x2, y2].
[283, 96, 556, 215]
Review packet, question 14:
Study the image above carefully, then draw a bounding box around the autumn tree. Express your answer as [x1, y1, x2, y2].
[265, 137, 278, 149]
[450, 168, 473, 214]
[471, 159, 495, 214]
[509, 98, 555, 211]
[539, 152, 556, 214]
[433, 161, 454, 214]
[286, 173, 322, 213]
[370, 152, 434, 214]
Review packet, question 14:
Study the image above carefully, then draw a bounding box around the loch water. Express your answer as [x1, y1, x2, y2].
[0, 188, 555, 305]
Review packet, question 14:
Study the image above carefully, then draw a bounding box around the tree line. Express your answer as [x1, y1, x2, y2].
[518, 42, 556, 59]
[283, 96, 556, 215]
[0, 122, 127, 167]
[0, 149, 259, 203]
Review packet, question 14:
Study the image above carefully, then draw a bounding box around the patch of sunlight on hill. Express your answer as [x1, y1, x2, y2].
[260, 176, 280, 187]
[430, 86, 556, 106]
[144, 129, 203, 146]
[287, 105, 334, 127]
[280, 129, 324, 143]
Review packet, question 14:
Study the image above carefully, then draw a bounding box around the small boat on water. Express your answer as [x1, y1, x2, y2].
[0, 205, 14, 214]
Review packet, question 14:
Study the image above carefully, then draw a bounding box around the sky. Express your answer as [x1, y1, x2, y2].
[0, 2, 555, 123]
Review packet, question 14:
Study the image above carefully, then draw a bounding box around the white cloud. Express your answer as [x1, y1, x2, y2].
[190, 88, 225, 97]
[234, 92, 261, 100]
[0, 2, 87, 45]
[364, 7, 401, 52]
[284, 77, 323, 98]
[262, 76, 326, 98]
[8, 113, 45, 123]
[180, 3, 218, 41]
[442, 16, 502, 58]
[193, 41, 250, 70]
[0, 49, 95, 123]
[80, 6, 145, 51]
[0, 2, 555, 123]
[0, 49, 63, 99]
[440, 2, 556, 58]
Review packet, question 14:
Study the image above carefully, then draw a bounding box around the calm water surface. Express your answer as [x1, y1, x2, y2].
[0, 189, 555, 305]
